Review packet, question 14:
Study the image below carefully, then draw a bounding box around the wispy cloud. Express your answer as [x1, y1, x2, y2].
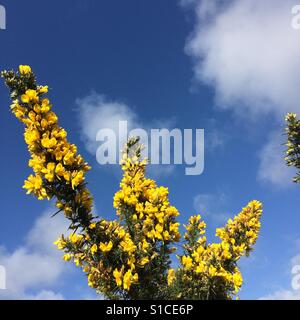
[259, 241, 300, 300]
[0, 209, 70, 300]
[193, 192, 230, 224]
[257, 131, 296, 187]
[204, 118, 226, 152]
[260, 289, 300, 300]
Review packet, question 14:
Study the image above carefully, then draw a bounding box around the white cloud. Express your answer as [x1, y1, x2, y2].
[0, 210, 70, 300]
[185, 0, 300, 186]
[291, 254, 300, 267]
[76, 92, 176, 176]
[260, 240, 300, 300]
[185, 0, 300, 117]
[26, 290, 65, 300]
[260, 289, 300, 300]
[76, 92, 139, 154]
[258, 131, 296, 187]
[193, 193, 230, 224]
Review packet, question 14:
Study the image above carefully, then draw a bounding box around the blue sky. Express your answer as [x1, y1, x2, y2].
[0, 0, 300, 299]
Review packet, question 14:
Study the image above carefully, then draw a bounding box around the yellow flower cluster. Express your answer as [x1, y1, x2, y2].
[54, 219, 141, 294]
[176, 200, 263, 298]
[114, 268, 139, 291]
[215, 200, 262, 259]
[3, 65, 93, 227]
[104, 140, 181, 293]
[167, 269, 176, 285]
[113, 152, 181, 244]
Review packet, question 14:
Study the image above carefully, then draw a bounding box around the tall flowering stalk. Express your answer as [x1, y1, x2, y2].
[2, 66, 263, 300]
[1, 65, 93, 230]
[285, 113, 300, 183]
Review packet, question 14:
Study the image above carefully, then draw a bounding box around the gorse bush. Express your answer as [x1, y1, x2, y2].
[285, 113, 300, 183]
[2, 66, 263, 300]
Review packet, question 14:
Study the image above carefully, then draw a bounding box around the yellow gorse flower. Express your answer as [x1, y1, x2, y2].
[21, 89, 39, 103]
[19, 65, 31, 75]
[91, 244, 98, 254]
[63, 254, 72, 261]
[139, 257, 149, 266]
[89, 223, 96, 230]
[167, 269, 176, 285]
[69, 233, 83, 244]
[123, 269, 138, 290]
[113, 268, 123, 287]
[99, 241, 113, 253]
[53, 238, 66, 250]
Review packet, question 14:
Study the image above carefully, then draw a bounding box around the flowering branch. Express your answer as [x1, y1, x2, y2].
[285, 113, 300, 183]
[2, 65, 263, 300]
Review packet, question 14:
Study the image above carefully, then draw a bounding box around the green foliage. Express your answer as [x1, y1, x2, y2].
[285, 113, 300, 183]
